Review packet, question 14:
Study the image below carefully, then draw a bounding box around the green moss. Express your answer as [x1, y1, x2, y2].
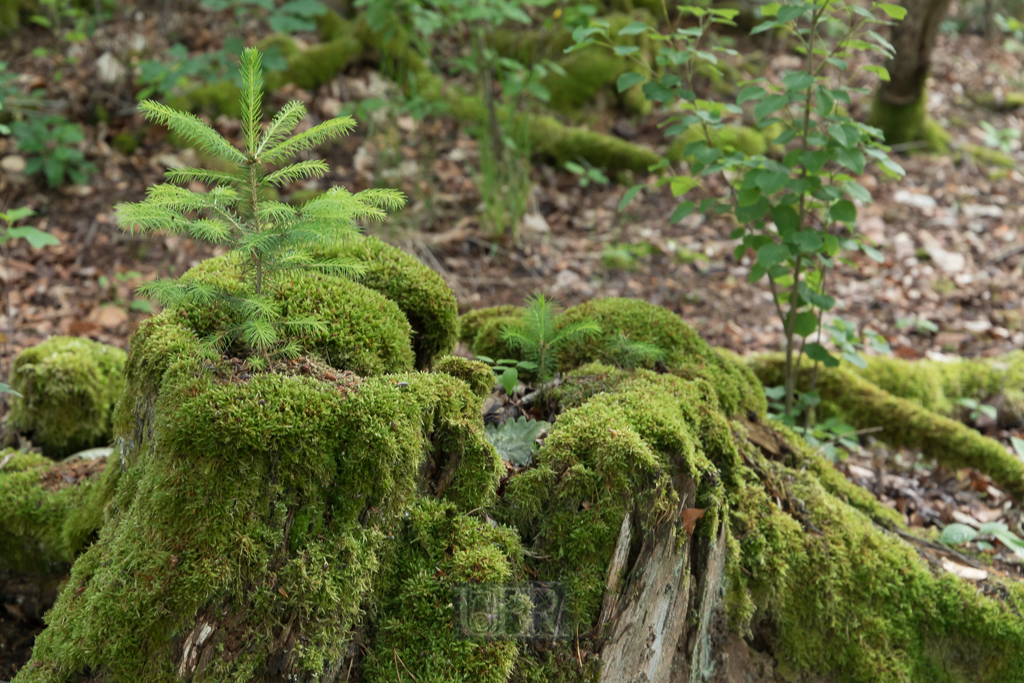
[964, 142, 1016, 168]
[459, 305, 523, 346]
[181, 253, 416, 375]
[867, 88, 927, 146]
[748, 354, 1024, 500]
[0, 449, 111, 576]
[466, 314, 523, 363]
[434, 355, 495, 398]
[730, 442, 1024, 682]
[970, 90, 1024, 111]
[852, 352, 1024, 426]
[8, 336, 127, 459]
[20, 294, 502, 682]
[320, 234, 459, 369]
[263, 33, 363, 92]
[365, 497, 521, 683]
[667, 123, 771, 162]
[922, 116, 952, 155]
[496, 367, 727, 632]
[556, 297, 766, 417]
[111, 130, 140, 155]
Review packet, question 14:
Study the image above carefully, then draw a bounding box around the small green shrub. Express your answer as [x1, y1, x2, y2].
[9, 115, 97, 187]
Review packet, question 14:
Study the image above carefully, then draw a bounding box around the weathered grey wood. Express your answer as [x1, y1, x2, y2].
[598, 490, 694, 683]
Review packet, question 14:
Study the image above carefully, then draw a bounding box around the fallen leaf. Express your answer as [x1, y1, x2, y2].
[93, 305, 129, 330]
[941, 557, 987, 582]
[278, 587, 289, 598]
[680, 508, 706, 534]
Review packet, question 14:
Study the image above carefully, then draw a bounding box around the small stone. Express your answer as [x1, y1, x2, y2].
[961, 204, 1003, 219]
[963, 319, 993, 333]
[858, 215, 886, 245]
[893, 189, 937, 211]
[318, 97, 343, 118]
[0, 154, 27, 173]
[917, 231, 965, 274]
[96, 52, 127, 84]
[520, 213, 550, 235]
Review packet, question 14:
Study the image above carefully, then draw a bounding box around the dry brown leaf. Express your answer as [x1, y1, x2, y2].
[680, 508, 706, 534]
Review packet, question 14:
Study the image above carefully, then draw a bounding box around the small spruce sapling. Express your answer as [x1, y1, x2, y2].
[116, 48, 405, 366]
[499, 293, 601, 384]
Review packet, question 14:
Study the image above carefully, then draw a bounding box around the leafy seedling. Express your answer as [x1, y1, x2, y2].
[957, 397, 997, 423]
[941, 521, 1024, 559]
[485, 415, 549, 466]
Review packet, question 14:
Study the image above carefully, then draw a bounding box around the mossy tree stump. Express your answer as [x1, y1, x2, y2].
[11, 267, 1024, 682]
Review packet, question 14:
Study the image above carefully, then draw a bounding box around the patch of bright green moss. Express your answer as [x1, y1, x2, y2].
[730, 443, 1024, 682]
[0, 449, 112, 576]
[853, 352, 1024, 426]
[497, 365, 727, 632]
[748, 354, 1024, 500]
[180, 253, 415, 376]
[459, 305, 522, 346]
[556, 297, 766, 417]
[365, 497, 521, 683]
[20, 300, 502, 682]
[666, 123, 770, 162]
[320, 234, 459, 369]
[8, 336, 127, 459]
[434, 355, 495, 398]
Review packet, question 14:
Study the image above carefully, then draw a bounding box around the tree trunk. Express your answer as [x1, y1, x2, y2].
[868, 0, 952, 145]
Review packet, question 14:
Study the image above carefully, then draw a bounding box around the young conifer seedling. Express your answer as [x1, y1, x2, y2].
[499, 293, 600, 384]
[116, 47, 404, 367]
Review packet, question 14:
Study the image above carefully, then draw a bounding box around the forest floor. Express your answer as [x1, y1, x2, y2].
[1, 3, 1024, 678]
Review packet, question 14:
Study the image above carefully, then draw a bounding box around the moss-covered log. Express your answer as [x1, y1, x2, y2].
[748, 354, 1024, 500]
[853, 352, 1024, 427]
[7, 337, 126, 459]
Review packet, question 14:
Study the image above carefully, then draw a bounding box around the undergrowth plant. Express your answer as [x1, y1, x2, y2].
[116, 48, 404, 366]
[0, 206, 59, 397]
[499, 293, 600, 383]
[359, 0, 561, 242]
[572, 0, 906, 430]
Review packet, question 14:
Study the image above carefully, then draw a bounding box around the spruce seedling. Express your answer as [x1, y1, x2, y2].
[499, 293, 600, 383]
[115, 47, 405, 365]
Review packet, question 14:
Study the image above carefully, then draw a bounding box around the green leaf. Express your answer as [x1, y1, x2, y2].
[844, 180, 872, 202]
[777, 4, 810, 22]
[771, 204, 800, 235]
[670, 176, 700, 196]
[670, 201, 695, 222]
[862, 64, 890, 81]
[756, 242, 791, 268]
[793, 311, 818, 336]
[781, 71, 814, 91]
[940, 523, 979, 546]
[830, 200, 857, 224]
[616, 72, 646, 93]
[755, 170, 790, 195]
[755, 94, 790, 121]
[736, 86, 766, 104]
[0, 382, 22, 397]
[618, 20, 652, 35]
[861, 243, 885, 263]
[613, 45, 640, 56]
[875, 3, 908, 20]
[833, 147, 866, 175]
[499, 366, 519, 395]
[6, 226, 59, 249]
[619, 184, 644, 211]
[805, 343, 839, 367]
[827, 124, 848, 146]
[792, 230, 824, 253]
